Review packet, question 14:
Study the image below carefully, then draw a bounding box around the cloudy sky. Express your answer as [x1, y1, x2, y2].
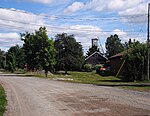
[0, 0, 149, 53]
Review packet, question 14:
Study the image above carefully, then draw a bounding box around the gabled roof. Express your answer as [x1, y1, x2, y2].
[109, 52, 124, 59]
[85, 51, 108, 61]
[109, 49, 131, 59]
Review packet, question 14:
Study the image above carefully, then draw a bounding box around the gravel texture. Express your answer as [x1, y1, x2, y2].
[0, 74, 150, 116]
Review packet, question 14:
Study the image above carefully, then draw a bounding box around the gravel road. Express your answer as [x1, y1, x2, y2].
[0, 74, 150, 116]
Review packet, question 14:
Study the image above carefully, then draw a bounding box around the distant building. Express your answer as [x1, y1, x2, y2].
[92, 38, 98, 47]
[85, 38, 107, 66]
[85, 51, 108, 66]
[109, 50, 129, 75]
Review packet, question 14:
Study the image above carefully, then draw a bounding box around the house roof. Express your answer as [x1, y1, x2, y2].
[109, 52, 124, 59]
[85, 51, 108, 61]
[109, 49, 131, 59]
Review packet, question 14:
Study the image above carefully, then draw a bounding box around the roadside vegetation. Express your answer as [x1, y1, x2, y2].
[0, 27, 150, 92]
[25, 71, 150, 92]
[26, 71, 120, 84]
[120, 86, 150, 92]
[0, 85, 7, 116]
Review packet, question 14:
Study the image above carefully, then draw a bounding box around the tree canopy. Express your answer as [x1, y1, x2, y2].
[0, 49, 5, 69]
[55, 33, 84, 74]
[123, 42, 147, 81]
[6, 45, 25, 72]
[105, 34, 124, 57]
[21, 27, 56, 76]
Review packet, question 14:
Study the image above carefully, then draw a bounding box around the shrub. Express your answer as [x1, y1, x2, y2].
[83, 64, 92, 72]
[123, 43, 147, 81]
[95, 64, 103, 74]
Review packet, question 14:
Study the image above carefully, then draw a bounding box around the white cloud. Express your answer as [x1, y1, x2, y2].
[112, 29, 127, 36]
[119, 3, 147, 15]
[18, 0, 54, 4]
[118, 3, 147, 23]
[46, 24, 103, 53]
[0, 7, 103, 53]
[108, 0, 141, 11]
[17, 0, 68, 4]
[0, 8, 45, 32]
[0, 8, 45, 24]
[111, 29, 145, 42]
[63, 0, 148, 24]
[64, 0, 143, 13]
[0, 33, 20, 39]
[0, 33, 23, 51]
[112, 29, 128, 42]
[63, 2, 85, 14]
[0, 8, 46, 51]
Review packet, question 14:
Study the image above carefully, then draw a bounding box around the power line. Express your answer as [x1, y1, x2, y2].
[0, 22, 147, 43]
[0, 7, 147, 21]
[0, 17, 146, 33]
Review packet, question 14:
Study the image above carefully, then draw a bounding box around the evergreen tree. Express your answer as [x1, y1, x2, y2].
[86, 45, 99, 57]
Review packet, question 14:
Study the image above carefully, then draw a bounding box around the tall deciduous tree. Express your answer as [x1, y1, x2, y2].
[6, 45, 25, 72]
[55, 33, 84, 74]
[21, 27, 56, 76]
[0, 49, 5, 69]
[105, 34, 124, 57]
[124, 39, 141, 49]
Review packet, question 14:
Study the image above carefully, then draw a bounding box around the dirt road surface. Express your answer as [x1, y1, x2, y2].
[0, 74, 150, 116]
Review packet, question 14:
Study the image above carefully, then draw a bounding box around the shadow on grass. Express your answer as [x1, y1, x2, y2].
[94, 83, 150, 87]
[99, 79, 124, 82]
[0, 74, 26, 76]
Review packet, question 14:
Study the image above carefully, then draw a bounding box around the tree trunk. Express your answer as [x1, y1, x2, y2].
[45, 70, 48, 77]
[65, 69, 67, 74]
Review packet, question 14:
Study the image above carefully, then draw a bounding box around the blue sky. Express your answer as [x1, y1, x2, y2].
[0, 0, 149, 53]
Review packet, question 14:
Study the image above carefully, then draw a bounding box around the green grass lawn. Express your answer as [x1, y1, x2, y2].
[0, 85, 7, 116]
[120, 86, 150, 92]
[26, 71, 121, 84]
[25, 71, 150, 92]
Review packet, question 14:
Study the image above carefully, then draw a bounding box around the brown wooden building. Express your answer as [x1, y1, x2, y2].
[109, 50, 128, 75]
[85, 51, 108, 66]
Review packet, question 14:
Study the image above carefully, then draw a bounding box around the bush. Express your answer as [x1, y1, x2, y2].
[122, 43, 147, 81]
[83, 64, 92, 72]
[95, 64, 103, 74]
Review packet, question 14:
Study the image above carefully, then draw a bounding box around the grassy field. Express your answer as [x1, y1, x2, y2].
[26, 71, 150, 92]
[26, 71, 122, 84]
[0, 85, 7, 116]
[120, 86, 150, 92]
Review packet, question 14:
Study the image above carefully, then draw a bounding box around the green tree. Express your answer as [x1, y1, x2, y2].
[86, 45, 99, 57]
[124, 39, 141, 49]
[105, 34, 124, 57]
[55, 33, 84, 74]
[123, 42, 147, 81]
[6, 45, 25, 72]
[21, 27, 56, 76]
[0, 49, 5, 69]
[21, 32, 38, 71]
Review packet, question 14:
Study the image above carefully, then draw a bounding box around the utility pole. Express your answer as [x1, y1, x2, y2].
[147, 3, 150, 81]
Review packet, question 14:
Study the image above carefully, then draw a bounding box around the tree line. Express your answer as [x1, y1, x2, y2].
[0, 27, 84, 76]
[0, 27, 148, 81]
